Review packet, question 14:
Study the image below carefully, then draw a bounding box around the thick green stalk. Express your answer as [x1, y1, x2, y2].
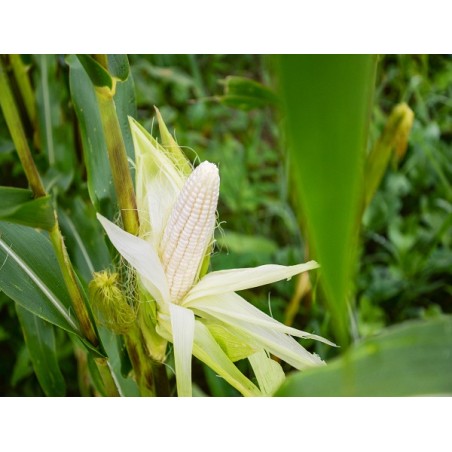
[124, 323, 170, 397]
[0, 59, 45, 197]
[96, 92, 139, 235]
[9, 54, 37, 127]
[0, 57, 98, 346]
[92, 54, 139, 236]
[49, 219, 98, 345]
[91, 56, 172, 396]
[92, 56, 172, 395]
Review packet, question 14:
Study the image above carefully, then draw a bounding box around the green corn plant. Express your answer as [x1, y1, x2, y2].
[0, 54, 450, 398]
[0, 54, 336, 397]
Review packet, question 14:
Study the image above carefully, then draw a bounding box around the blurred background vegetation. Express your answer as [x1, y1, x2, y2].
[0, 55, 451, 396]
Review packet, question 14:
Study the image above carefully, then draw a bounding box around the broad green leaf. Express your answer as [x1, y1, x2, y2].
[219, 76, 279, 111]
[67, 55, 117, 219]
[0, 186, 54, 230]
[0, 221, 105, 358]
[0, 221, 80, 335]
[276, 316, 452, 396]
[76, 55, 112, 89]
[67, 55, 136, 218]
[277, 55, 377, 346]
[16, 304, 66, 396]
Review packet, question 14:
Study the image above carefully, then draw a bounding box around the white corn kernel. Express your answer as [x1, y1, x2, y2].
[160, 161, 220, 303]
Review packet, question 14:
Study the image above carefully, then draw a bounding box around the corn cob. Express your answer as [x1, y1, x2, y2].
[160, 161, 220, 303]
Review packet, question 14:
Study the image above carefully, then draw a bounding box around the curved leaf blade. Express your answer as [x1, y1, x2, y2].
[0, 187, 54, 230]
[277, 55, 377, 346]
[67, 55, 116, 219]
[0, 221, 80, 335]
[76, 55, 112, 89]
[16, 304, 66, 396]
[67, 55, 136, 218]
[276, 316, 452, 396]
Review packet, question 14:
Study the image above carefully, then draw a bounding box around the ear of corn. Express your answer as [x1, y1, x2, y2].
[160, 161, 220, 303]
[365, 103, 414, 206]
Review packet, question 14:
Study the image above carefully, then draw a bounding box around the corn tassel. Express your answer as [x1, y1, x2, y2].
[160, 161, 220, 303]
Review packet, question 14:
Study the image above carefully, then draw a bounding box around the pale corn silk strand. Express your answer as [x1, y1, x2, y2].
[160, 161, 220, 303]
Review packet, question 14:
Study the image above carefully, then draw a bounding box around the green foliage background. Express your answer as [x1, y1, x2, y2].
[0, 55, 451, 396]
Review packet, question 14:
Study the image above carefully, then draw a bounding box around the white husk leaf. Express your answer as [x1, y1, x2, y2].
[169, 304, 195, 397]
[183, 261, 320, 304]
[130, 117, 186, 248]
[97, 214, 170, 307]
[188, 291, 336, 346]
[190, 292, 324, 369]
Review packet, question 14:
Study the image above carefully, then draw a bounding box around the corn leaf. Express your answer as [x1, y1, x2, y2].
[76, 55, 112, 89]
[67, 55, 136, 219]
[16, 304, 66, 396]
[67, 55, 117, 219]
[275, 316, 452, 396]
[0, 186, 54, 230]
[277, 55, 377, 347]
[0, 221, 80, 335]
